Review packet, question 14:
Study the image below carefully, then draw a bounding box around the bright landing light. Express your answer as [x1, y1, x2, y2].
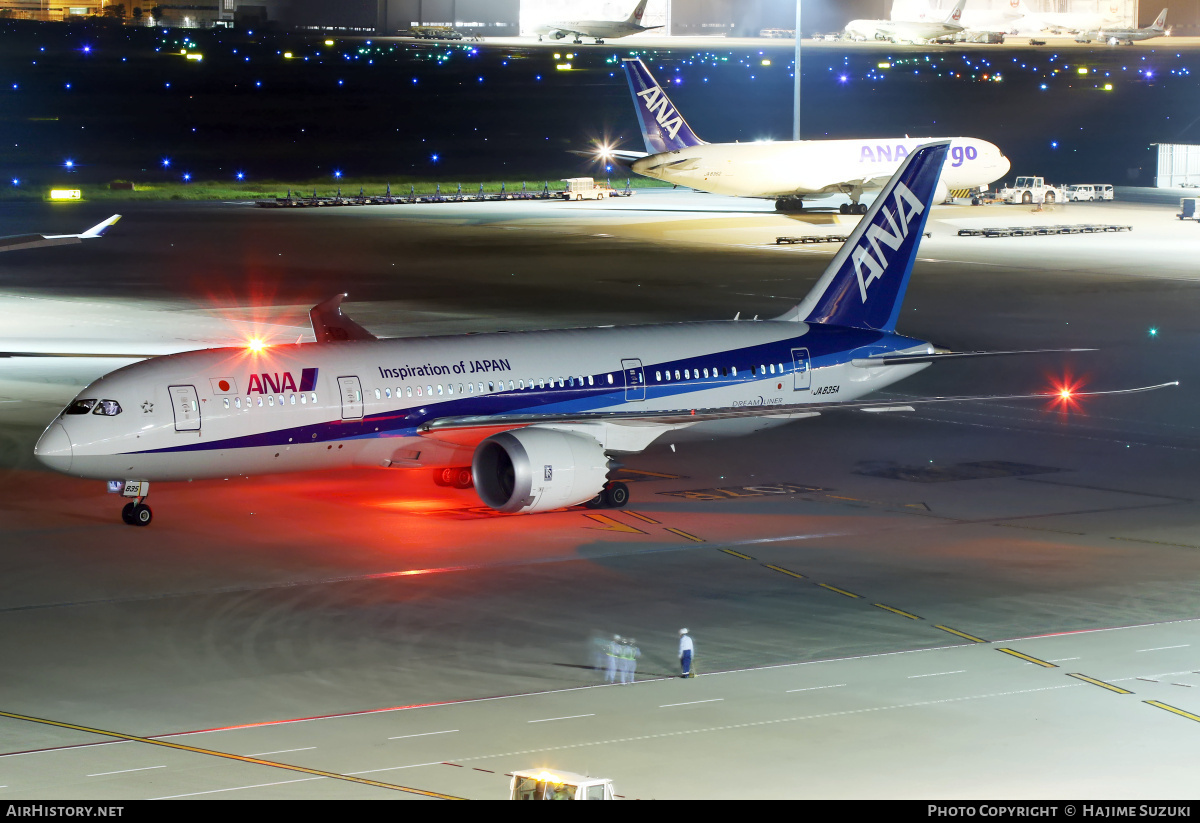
[247, 338, 267, 352]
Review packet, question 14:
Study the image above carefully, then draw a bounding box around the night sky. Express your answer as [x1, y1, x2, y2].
[1, 18, 1197, 188]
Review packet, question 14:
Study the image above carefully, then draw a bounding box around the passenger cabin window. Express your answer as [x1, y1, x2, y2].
[607, 374, 614, 385]
[385, 388, 391, 399]
[588, 376, 594, 386]
[310, 393, 317, 404]
[223, 398, 230, 409]
[235, 397, 242, 409]
[655, 371, 662, 381]
[416, 387, 423, 397]
[65, 399, 97, 415]
[406, 387, 413, 397]
[538, 378, 545, 389]
[437, 385, 444, 396]
[769, 364, 775, 374]
[674, 370, 681, 380]
[300, 394, 306, 404]
[268, 396, 275, 406]
[374, 389, 381, 400]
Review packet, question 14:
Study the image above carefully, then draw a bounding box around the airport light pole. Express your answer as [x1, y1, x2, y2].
[793, 0, 801, 140]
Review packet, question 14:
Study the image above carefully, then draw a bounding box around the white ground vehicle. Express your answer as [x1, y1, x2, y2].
[999, 176, 1065, 205]
[509, 769, 615, 800]
[561, 177, 612, 201]
[1065, 184, 1114, 201]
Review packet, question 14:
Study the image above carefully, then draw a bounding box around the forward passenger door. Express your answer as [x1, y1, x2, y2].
[338, 376, 363, 420]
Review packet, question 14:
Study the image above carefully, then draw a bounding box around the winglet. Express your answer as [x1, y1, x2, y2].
[80, 214, 121, 238]
[309, 294, 378, 343]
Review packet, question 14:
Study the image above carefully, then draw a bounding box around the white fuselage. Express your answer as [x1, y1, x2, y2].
[630, 137, 1009, 200]
[39, 321, 927, 483]
[845, 17, 963, 42]
[536, 20, 654, 39]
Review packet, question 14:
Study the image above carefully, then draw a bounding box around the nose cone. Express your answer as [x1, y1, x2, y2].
[996, 153, 1011, 179]
[35, 422, 73, 473]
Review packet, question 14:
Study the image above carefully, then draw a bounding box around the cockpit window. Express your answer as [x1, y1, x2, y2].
[92, 399, 122, 416]
[65, 399, 97, 415]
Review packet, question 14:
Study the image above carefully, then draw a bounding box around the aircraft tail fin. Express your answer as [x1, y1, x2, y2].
[777, 141, 949, 332]
[945, 0, 967, 25]
[1152, 8, 1168, 29]
[620, 58, 705, 155]
[626, 0, 649, 25]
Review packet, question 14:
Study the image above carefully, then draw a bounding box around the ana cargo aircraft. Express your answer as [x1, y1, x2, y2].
[535, 0, 661, 44]
[609, 58, 1009, 213]
[0, 214, 120, 253]
[1077, 8, 1168, 45]
[34, 144, 1173, 526]
[844, 0, 967, 43]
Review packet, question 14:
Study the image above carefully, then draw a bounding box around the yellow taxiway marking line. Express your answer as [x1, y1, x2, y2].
[1144, 700, 1200, 723]
[996, 648, 1056, 667]
[582, 514, 648, 534]
[664, 527, 705, 543]
[623, 510, 661, 525]
[936, 625, 987, 643]
[0, 709, 462, 800]
[1066, 673, 1133, 695]
[874, 603, 922, 620]
[762, 564, 806, 579]
[719, 548, 753, 559]
[617, 469, 683, 480]
[817, 583, 862, 599]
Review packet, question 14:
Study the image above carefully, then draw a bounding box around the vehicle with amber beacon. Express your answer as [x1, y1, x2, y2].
[510, 769, 615, 800]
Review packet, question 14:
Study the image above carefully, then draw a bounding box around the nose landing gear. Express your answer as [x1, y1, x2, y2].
[117, 480, 152, 526]
[121, 501, 152, 526]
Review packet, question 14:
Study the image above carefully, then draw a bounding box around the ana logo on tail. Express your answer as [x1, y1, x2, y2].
[852, 182, 926, 302]
[636, 86, 685, 141]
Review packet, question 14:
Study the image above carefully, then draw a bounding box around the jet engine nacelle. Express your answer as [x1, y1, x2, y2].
[551, 30, 568, 39]
[472, 427, 611, 514]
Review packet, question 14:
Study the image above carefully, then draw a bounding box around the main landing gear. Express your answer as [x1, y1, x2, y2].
[434, 467, 474, 489]
[774, 199, 804, 213]
[584, 481, 630, 509]
[839, 202, 868, 215]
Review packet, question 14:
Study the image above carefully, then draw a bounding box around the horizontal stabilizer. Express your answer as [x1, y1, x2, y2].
[852, 347, 1096, 367]
[309, 293, 378, 343]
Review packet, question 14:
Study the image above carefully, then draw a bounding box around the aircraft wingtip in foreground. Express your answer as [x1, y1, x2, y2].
[0, 214, 121, 253]
[34, 146, 1175, 525]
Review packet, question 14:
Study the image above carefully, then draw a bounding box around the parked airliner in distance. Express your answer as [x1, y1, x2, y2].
[845, 0, 967, 44]
[1077, 8, 1168, 45]
[535, 0, 661, 44]
[34, 144, 1173, 526]
[0, 214, 120, 253]
[608, 58, 1009, 213]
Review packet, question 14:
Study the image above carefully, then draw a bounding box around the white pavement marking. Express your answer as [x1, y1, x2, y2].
[152, 776, 324, 799]
[1048, 658, 1080, 662]
[1136, 645, 1190, 652]
[348, 760, 446, 776]
[0, 740, 131, 758]
[87, 765, 166, 777]
[246, 747, 317, 757]
[659, 699, 724, 708]
[785, 684, 847, 693]
[527, 714, 595, 724]
[387, 730, 459, 740]
[907, 671, 966, 679]
[452, 685, 1083, 766]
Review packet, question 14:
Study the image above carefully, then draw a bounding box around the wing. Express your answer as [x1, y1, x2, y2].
[0, 214, 121, 253]
[418, 381, 1179, 447]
